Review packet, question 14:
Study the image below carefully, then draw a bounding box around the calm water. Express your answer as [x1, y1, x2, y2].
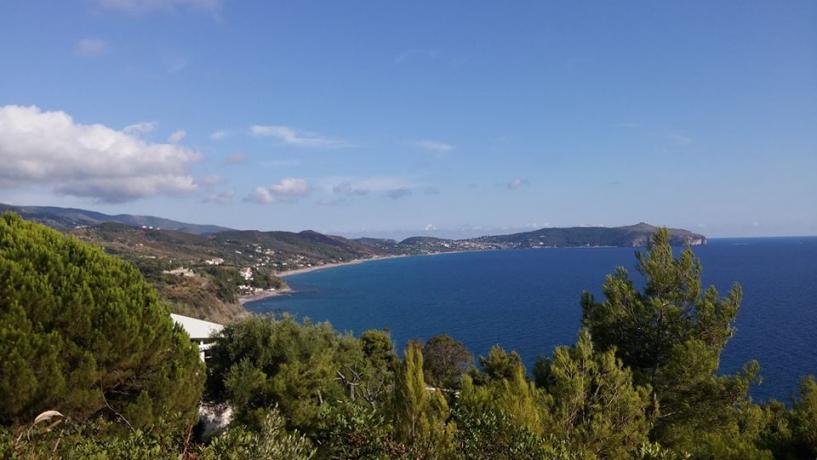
[247, 237, 817, 401]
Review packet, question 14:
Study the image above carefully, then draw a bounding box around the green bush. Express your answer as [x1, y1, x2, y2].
[0, 213, 203, 431]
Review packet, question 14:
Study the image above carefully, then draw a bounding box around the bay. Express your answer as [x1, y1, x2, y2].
[246, 237, 817, 401]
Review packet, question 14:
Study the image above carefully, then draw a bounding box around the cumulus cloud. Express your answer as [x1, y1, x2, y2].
[507, 178, 529, 190]
[210, 129, 227, 140]
[414, 139, 454, 154]
[168, 129, 186, 143]
[123, 121, 158, 136]
[0, 105, 200, 202]
[245, 178, 310, 204]
[250, 125, 347, 148]
[73, 38, 109, 57]
[97, 0, 220, 14]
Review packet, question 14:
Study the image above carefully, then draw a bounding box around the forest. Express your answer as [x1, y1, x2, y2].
[1, 212, 815, 459]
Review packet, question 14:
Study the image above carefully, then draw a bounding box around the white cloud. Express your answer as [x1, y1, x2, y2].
[97, 0, 220, 14]
[246, 178, 310, 204]
[250, 125, 347, 148]
[168, 129, 186, 143]
[210, 129, 227, 140]
[424, 224, 437, 232]
[123, 121, 158, 136]
[73, 38, 109, 57]
[414, 139, 454, 154]
[507, 178, 529, 190]
[0, 105, 200, 202]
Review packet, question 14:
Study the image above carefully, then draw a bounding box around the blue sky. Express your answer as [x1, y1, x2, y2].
[0, 1, 815, 238]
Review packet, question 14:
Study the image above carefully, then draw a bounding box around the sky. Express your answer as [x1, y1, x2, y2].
[0, 1, 815, 238]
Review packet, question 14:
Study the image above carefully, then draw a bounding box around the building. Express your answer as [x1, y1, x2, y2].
[170, 313, 224, 361]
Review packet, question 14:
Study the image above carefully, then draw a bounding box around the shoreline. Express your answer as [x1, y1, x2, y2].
[239, 254, 413, 305]
[275, 254, 410, 278]
[237, 242, 704, 306]
[238, 286, 292, 305]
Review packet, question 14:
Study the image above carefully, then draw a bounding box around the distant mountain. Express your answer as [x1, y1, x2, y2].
[0, 203, 231, 235]
[0, 204, 706, 323]
[470, 222, 706, 248]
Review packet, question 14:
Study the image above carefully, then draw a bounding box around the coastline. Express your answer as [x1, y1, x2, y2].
[239, 254, 411, 305]
[275, 254, 409, 278]
[238, 286, 292, 305]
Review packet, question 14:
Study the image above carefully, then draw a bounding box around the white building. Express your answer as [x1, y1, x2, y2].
[170, 313, 224, 361]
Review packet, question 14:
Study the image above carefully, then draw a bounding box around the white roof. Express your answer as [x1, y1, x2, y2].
[171, 313, 224, 340]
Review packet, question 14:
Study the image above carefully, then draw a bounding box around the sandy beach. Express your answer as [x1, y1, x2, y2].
[240, 251, 477, 305]
[238, 254, 408, 304]
[275, 254, 408, 277]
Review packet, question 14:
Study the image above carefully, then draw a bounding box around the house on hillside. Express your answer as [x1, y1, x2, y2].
[170, 313, 224, 361]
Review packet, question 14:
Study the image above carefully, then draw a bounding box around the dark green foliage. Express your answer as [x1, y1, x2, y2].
[422, 334, 474, 389]
[0, 407, 313, 460]
[538, 329, 652, 458]
[455, 366, 551, 459]
[201, 408, 315, 460]
[790, 376, 817, 456]
[473, 344, 523, 384]
[390, 342, 457, 458]
[205, 315, 392, 434]
[314, 400, 403, 459]
[0, 415, 185, 460]
[0, 213, 203, 430]
[759, 376, 817, 459]
[581, 228, 757, 445]
[6, 221, 817, 459]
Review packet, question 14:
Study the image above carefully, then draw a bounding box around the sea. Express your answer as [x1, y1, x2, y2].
[246, 237, 817, 402]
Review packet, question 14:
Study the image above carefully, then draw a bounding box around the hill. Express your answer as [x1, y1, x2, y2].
[471, 222, 706, 248]
[0, 203, 231, 235]
[2, 205, 706, 323]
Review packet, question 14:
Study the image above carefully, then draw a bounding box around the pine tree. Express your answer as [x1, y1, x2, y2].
[0, 213, 203, 431]
[391, 341, 456, 458]
[538, 329, 651, 458]
[581, 228, 759, 446]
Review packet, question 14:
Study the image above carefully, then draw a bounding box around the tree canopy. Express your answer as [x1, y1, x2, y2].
[4, 222, 817, 459]
[0, 212, 203, 431]
[581, 228, 758, 447]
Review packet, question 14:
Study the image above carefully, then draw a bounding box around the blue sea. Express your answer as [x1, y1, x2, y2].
[246, 237, 817, 402]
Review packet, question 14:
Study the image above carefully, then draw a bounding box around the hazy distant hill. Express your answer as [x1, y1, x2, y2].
[471, 222, 706, 248]
[0, 203, 231, 235]
[1, 204, 706, 323]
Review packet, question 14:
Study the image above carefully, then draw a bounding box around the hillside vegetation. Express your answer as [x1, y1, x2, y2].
[3, 226, 815, 459]
[4, 205, 706, 324]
